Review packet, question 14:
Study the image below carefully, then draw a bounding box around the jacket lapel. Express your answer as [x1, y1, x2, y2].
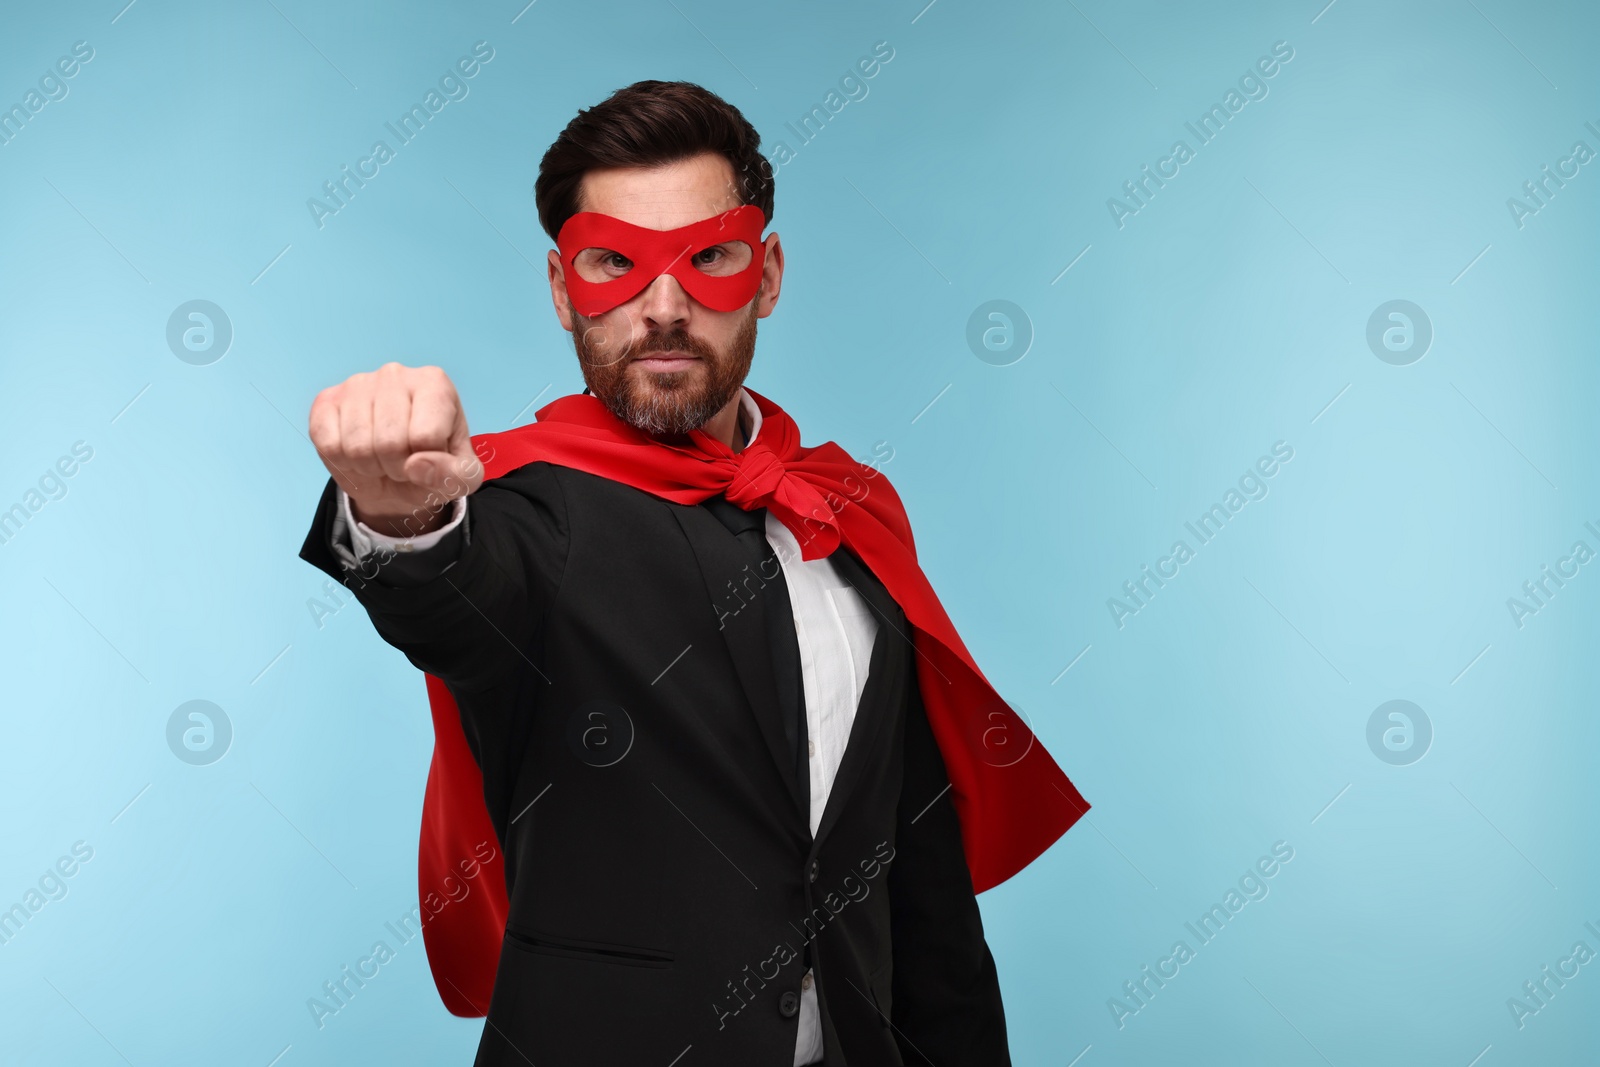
[668, 501, 809, 825]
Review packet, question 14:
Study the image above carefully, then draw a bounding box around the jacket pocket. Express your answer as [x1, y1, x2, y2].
[503, 925, 675, 969]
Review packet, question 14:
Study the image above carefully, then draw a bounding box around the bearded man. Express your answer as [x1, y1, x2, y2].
[299, 79, 1087, 1067]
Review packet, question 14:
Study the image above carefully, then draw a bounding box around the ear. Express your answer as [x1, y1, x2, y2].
[756, 232, 783, 319]
[548, 249, 574, 332]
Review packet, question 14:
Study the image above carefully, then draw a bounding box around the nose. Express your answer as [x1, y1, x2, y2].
[637, 271, 692, 332]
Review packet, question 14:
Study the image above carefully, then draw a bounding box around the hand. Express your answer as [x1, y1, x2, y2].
[308, 362, 484, 537]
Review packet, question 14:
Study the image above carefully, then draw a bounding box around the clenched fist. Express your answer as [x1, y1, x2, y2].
[308, 362, 484, 538]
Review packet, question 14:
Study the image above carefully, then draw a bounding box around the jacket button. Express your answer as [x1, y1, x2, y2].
[808, 859, 819, 883]
[779, 990, 800, 1017]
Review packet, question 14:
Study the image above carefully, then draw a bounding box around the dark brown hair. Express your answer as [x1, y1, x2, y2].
[535, 80, 774, 242]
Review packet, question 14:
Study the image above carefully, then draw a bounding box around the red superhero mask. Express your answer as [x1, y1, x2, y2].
[556, 205, 768, 317]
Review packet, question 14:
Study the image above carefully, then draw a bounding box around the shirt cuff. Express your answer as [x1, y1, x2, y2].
[340, 488, 467, 560]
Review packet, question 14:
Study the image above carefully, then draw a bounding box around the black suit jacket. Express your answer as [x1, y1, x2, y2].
[299, 461, 1011, 1066]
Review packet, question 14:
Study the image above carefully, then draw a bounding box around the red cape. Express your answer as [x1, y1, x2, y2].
[415, 387, 1090, 1016]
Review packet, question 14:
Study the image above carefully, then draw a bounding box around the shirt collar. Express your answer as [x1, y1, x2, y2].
[737, 387, 762, 449]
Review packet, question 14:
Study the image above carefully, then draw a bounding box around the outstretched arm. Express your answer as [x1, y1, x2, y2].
[297, 362, 567, 694]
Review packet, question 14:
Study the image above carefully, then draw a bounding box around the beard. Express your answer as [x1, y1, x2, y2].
[571, 296, 760, 436]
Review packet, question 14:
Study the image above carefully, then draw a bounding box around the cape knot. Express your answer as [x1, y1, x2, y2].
[724, 444, 786, 509]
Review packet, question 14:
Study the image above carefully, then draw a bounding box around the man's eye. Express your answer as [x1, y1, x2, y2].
[603, 252, 632, 271]
[692, 247, 725, 267]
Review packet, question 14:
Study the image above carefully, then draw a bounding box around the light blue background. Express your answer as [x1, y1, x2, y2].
[2, 0, 1596, 1063]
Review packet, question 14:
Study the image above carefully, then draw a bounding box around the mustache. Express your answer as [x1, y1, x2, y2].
[631, 330, 717, 360]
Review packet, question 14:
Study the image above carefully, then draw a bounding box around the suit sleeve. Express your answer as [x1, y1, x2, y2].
[297, 464, 569, 694]
[885, 676, 1012, 1066]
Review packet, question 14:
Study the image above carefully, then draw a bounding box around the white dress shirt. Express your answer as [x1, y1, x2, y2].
[339, 388, 877, 1066]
